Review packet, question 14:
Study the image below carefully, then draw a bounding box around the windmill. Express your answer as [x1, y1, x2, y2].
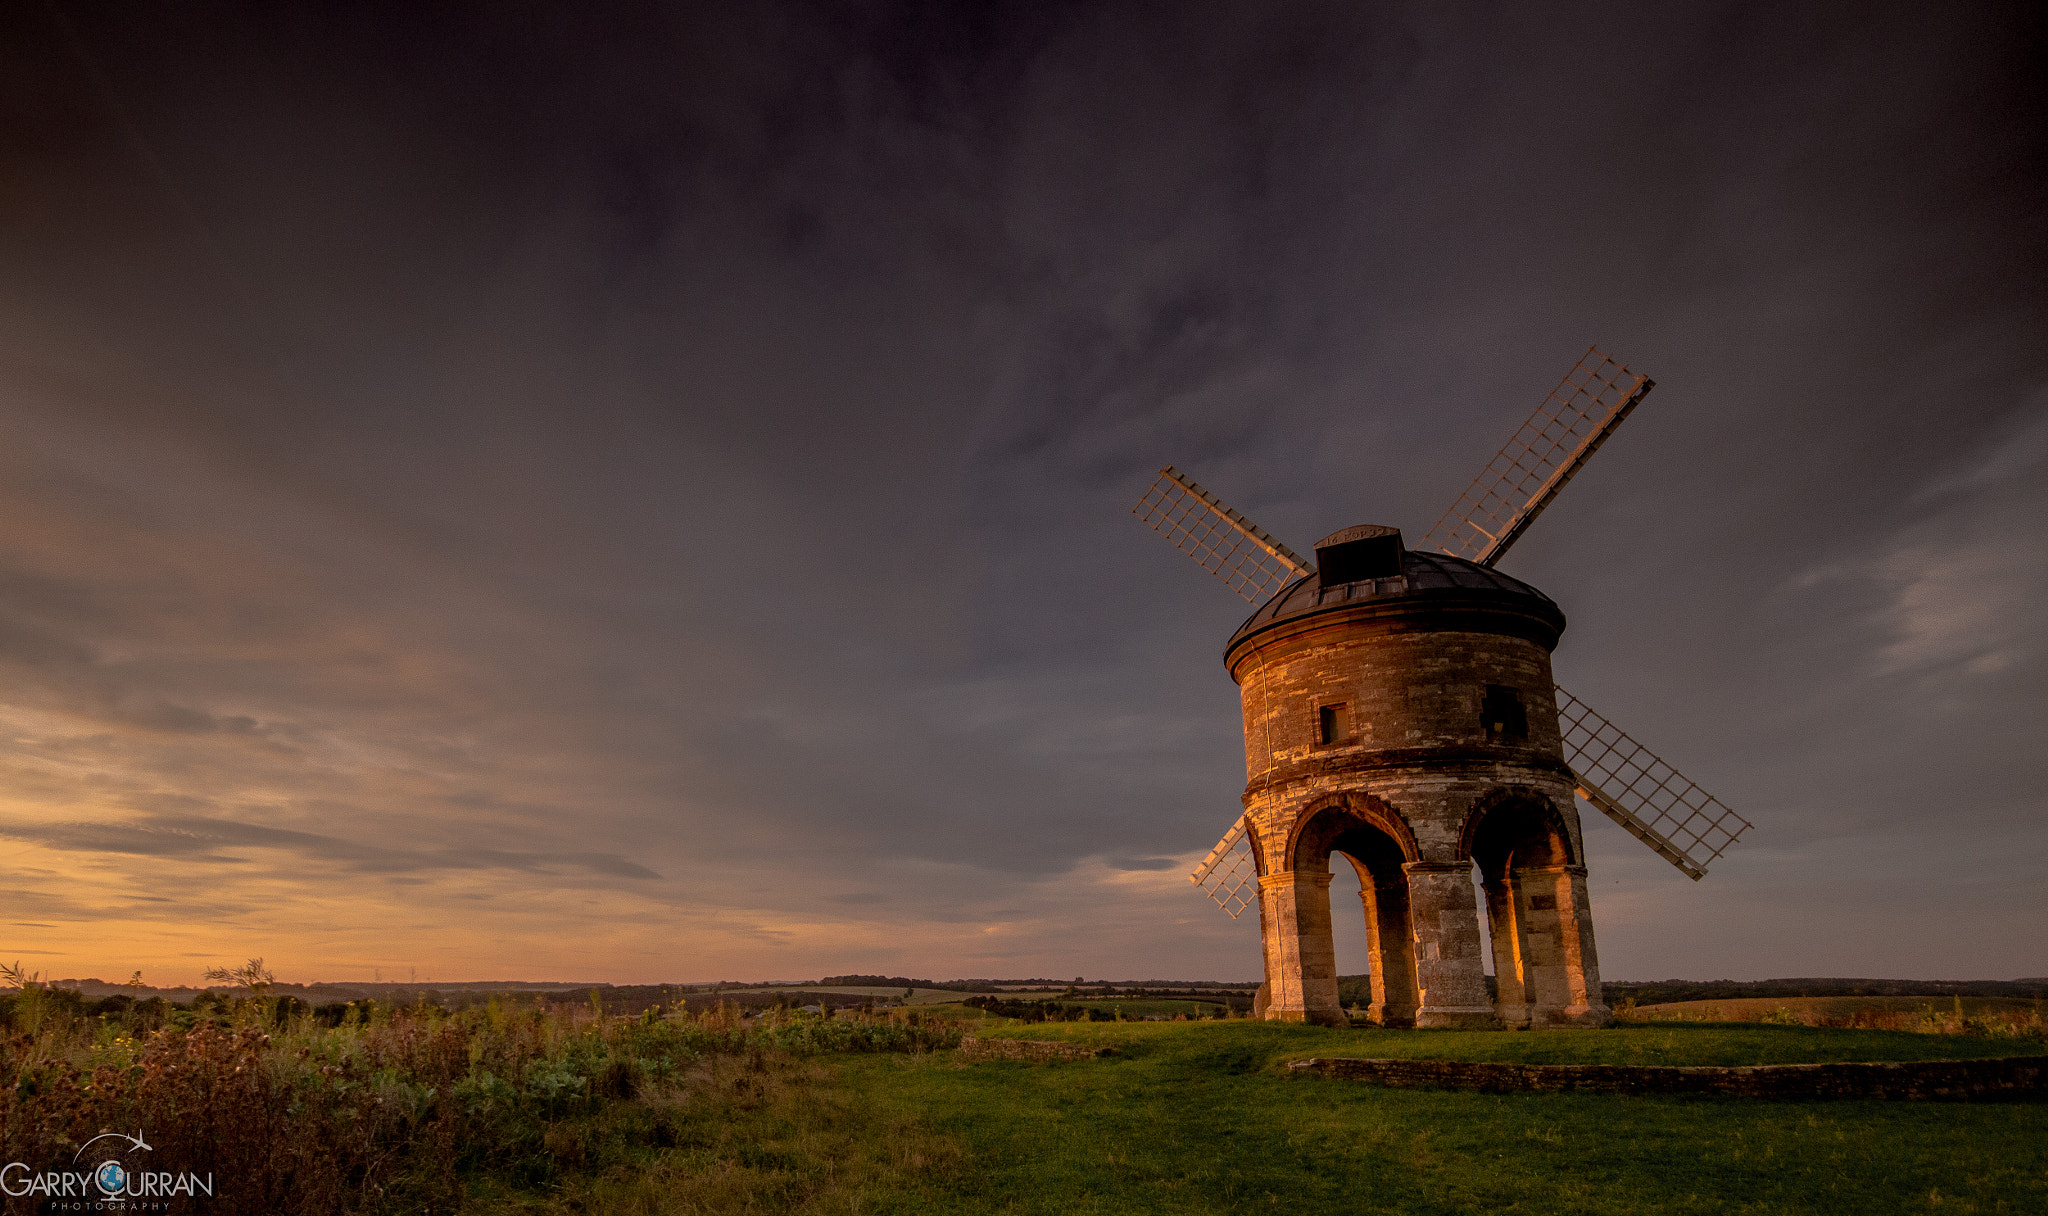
[1133, 348, 1750, 1028]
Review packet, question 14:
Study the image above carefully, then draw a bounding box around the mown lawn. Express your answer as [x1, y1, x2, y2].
[835, 1021, 2048, 1215]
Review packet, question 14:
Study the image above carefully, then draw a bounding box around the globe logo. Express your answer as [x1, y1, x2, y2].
[93, 1160, 125, 1196]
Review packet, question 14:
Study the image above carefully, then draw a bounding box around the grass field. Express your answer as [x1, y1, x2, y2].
[959, 1017, 2048, 1065]
[840, 1021, 2048, 1215]
[5, 988, 2043, 1214]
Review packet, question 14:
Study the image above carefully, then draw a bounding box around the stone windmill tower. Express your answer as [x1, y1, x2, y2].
[1133, 349, 1751, 1029]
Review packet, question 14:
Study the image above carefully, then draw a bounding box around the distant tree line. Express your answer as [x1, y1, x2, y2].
[818, 976, 1000, 992]
[820, 976, 1259, 992]
[962, 997, 1118, 1022]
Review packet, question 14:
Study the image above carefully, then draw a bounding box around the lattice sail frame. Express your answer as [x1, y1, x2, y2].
[1556, 685, 1752, 881]
[1134, 467, 1315, 605]
[1189, 816, 1259, 919]
[1424, 348, 1655, 567]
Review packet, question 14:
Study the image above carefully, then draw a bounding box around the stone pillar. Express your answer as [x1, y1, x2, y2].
[1360, 870, 1419, 1027]
[1512, 865, 1573, 1024]
[1404, 861, 1496, 1029]
[1257, 870, 1345, 1026]
[1482, 877, 1530, 1029]
[1512, 865, 1611, 1027]
[1252, 860, 1275, 1020]
[1556, 864, 1610, 1026]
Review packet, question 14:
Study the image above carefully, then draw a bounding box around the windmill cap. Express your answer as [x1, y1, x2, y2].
[1315, 524, 1401, 548]
[1315, 525, 1404, 588]
[1226, 547, 1566, 665]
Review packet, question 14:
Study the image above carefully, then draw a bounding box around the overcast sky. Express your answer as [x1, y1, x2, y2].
[1, 0, 2041, 987]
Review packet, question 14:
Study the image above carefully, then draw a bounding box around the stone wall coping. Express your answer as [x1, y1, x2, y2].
[1289, 1054, 2048, 1099]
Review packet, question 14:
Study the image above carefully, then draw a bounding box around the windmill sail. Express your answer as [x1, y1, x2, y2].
[1133, 467, 1314, 605]
[1424, 348, 1654, 567]
[1189, 815, 1259, 919]
[1555, 685, 1751, 881]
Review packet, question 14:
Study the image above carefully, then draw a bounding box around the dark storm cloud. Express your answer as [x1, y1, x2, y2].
[0, 0, 2040, 981]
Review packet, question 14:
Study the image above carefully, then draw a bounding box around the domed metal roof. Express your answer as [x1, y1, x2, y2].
[1226, 546, 1564, 654]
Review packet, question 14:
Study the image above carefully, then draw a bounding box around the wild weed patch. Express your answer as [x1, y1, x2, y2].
[1622, 993, 2048, 1038]
[1, 990, 959, 1215]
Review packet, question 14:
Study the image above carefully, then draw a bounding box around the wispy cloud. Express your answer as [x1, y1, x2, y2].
[0, 814, 660, 878]
[1800, 393, 2048, 681]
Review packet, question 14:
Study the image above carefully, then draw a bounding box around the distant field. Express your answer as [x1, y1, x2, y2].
[699, 985, 967, 1006]
[740, 988, 1246, 1018]
[1063, 999, 1222, 1019]
[954, 998, 1225, 1020]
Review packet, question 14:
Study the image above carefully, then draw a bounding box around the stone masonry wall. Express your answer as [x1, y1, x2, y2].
[1235, 627, 1567, 789]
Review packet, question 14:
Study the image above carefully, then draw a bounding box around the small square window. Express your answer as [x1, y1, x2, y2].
[1317, 703, 1349, 746]
[1482, 685, 1527, 743]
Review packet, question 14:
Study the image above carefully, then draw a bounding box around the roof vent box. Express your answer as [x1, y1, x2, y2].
[1315, 525, 1404, 588]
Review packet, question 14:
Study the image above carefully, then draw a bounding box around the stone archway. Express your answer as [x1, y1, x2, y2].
[1462, 789, 1609, 1028]
[1255, 796, 1418, 1026]
[1331, 829, 1421, 1028]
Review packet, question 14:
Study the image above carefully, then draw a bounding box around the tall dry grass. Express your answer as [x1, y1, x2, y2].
[1616, 993, 2048, 1038]
[0, 988, 962, 1215]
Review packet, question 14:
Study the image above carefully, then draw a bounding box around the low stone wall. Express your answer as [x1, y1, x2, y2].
[1288, 1055, 2048, 1100]
[956, 1036, 1117, 1063]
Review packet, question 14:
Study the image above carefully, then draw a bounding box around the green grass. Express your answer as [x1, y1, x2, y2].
[13, 989, 2040, 1214]
[971, 1018, 2048, 1066]
[832, 1020, 2048, 1215]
